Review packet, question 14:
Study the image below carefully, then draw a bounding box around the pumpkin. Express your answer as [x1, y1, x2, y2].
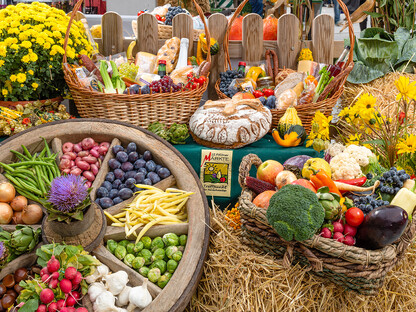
[229, 16, 243, 40]
[272, 125, 306, 147]
[263, 15, 278, 41]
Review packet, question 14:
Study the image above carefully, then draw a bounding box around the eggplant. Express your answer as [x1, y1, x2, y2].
[283, 155, 311, 171]
[355, 205, 408, 250]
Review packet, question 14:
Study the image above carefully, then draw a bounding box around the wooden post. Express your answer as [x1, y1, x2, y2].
[101, 12, 124, 56]
[242, 13, 264, 64]
[137, 13, 158, 55]
[172, 13, 194, 56]
[277, 14, 301, 69]
[312, 14, 334, 64]
[208, 14, 228, 99]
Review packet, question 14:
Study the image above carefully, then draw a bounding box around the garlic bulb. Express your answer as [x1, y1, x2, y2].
[105, 271, 129, 295]
[88, 282, 107, 302]
[116, 286, 131, 307]
[126, 280, 152, 311]
[94, 290, 116, 311]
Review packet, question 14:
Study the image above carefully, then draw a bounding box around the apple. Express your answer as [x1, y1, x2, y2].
[256, 160, 284, 185]
[291, 179, 317, 193]
[253, 190, 276, 209]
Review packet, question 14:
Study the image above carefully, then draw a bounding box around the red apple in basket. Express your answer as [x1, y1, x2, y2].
[256, 160, 283, 186]
[291, 179, 317, 193]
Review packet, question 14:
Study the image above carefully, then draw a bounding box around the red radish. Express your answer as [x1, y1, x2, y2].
[332, 221, 344, 233]
[66, 295, 76, 306]
[60, 308, 70, 312]
[81, 138, 95, 150]
[41, 274, 50, 282]
[49, 279, 58, 289]
[320, 227, 332, 238]
[344, 235, 355, 246]
[56, 299, 66, 309]
[72, 272, 82, 286]
[40, 267, 49, 277]
[93, 142, 99, 147]
[76, 308, 88, 312]
[65, 267, 77, 280]
[40, 288, 54, 304]
[36, 305, 47, 312]
[89, 149, 100, 158]
[82, 171, 95, 182]
[77, 151, 89, 158]
[59, 158, 71, 170]
[71, 291, 80, 300]
[67, 308, 76, 312]
[60, 279, 73, 294]
[48, 302, 58, 312]
[62, 169, 71, 174]
[51, 272, 59, 280]
[90, 164, 99, 176]
[343, 224, 357, 237]
[47, 256, 60, 273]
[62, 142, 74, 153]
[333, 232, 345, 243]
[73, 143, 82, 153]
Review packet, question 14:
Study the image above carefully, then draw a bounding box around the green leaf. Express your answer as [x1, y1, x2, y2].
[364, 11, 384, 18]
[19, 299, 39, 312]
[363, 139, 386, 146]
[65, 245, 79, 259]
[53, 244, 66, 256]
[347, 62, 385, 84]
[394, 36, 416, 67]
[394, 27, 411, 56]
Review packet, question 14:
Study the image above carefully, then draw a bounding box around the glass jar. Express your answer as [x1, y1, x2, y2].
[257, 76, 274, 89]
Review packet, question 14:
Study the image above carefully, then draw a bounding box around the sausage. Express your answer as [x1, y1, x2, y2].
[269, 50, 279, 80]
[265, 50, 273, 78]
[199, 61, 211, 77]
[79, 54, 104, 84]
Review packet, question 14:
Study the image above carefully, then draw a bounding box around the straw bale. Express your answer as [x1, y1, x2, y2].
[186, 206, 416, 312]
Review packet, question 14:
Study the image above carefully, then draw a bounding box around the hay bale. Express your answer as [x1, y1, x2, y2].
[186, 206, 416, 311]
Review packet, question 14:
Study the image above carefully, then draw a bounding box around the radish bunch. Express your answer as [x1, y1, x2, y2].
[35, 256, 87, 312]
[320, 220, 357, 246]
[59, 138, 110, 188]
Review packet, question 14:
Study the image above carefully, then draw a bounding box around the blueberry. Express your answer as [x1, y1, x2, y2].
[112, 179, 122, 189]
[143, 150, 152, 161]
[125, 171, 136, 180]
[398, 181, 403, 188]
[128, 152, 139, 163]
[398, 169, 406, 175]
[146, 160, 156, 172]
[379, 182, 384, 187]
[157, 167, 171, 179]
[390, 167, 397, 172]
[96, 187, 109, 198]
[118, 188, 133, 200]
[389, 188, 395, 195]
[143, 178, 152, 186]
[100, 197, 113, 209]
[127, 142, 137, 154]
[109, 189, 119, 199]
[118, 183, 126, 190]
[138, 167, 148, 175]
[108, 159, 121, 170]
[105, 172, 115, 183]
[125, 178, 136, 189]
[394, 187, 400, 193]
[147, 172, 161, 184]
[386, 178, 393, 184]
[404, 174, 411, 180]
[134, 159, 146, 169]
[116, 151, 129, 163]
[113, 197, 123, 205]
[383, 172, 390, 178]
[112, 145, 124, 155]
[114, 168, 125, 181]
[121, 162, 134, 172]
[134, 172, 145, 183]
[102, 181, 113, 192]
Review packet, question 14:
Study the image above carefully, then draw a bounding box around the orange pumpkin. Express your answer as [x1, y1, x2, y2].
[229, 16, 243, 40]
[263, 15, 278, 41]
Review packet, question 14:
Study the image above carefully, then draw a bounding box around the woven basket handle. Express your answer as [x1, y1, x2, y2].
[63, 0, 84, 64]
[238, 153, 263, 189]
[191, 0, 211, 65]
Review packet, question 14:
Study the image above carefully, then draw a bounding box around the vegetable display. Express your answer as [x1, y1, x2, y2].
[148, 122, 190, 145]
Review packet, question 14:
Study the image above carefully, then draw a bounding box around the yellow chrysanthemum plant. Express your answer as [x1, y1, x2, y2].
[0, 2, 93, 101]
[306, 111, 332, 153]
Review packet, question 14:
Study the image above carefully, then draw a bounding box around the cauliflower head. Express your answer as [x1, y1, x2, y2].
[326, 142, 345, 158]
[330, 152, 362, 180]
[345, 144, 374, 167]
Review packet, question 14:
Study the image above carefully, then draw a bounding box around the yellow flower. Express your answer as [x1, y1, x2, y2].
[395, 76, 416, 102]
[10, 75, 17, 82]
[0, 60, 4, 68]
[21, 40, 32, 49]
[30, 53, 38, 62]
[10, 44, 19, 51]
[1, 89, 8, 96]
[397, 135, 416, 154]
[21, 54, 30, 63]
[32, 82, 39, 90]
[28, 70, 34, 75]
[16, 73, 26, 83]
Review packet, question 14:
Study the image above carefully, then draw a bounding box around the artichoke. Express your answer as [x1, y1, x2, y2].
[168, 123, 189, 144]
[316, 187, 342, 221]
[148, 122, 171, 141]
[9, 226, 41, 256]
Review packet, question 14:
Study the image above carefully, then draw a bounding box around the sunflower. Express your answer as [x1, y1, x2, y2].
[397, 134, 416, 155]
[395, 76, 416, 102]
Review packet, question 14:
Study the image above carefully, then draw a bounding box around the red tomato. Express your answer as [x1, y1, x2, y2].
[137, 11, 145, 16]
[262, 88, 274, 97]
[345, 207, 364, 227]
[155, 14, 162, 21]
[196, 76, 207, 85]
[191, 83, 200, 90]
[161, 17, 166, 22]
[253, 90, 264, 98]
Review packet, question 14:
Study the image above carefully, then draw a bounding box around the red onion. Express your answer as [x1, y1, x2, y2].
[82, 171, 95, 182]
[64, 152, 77, 160]
[60, 154, 71, 160]
[62, 169, 71, 174]
[97, 146, 108, 155]
[89, 149, 100, 158]
[70, 160, 75, 168]
[82, 156, 97, 164]
[62, 142, 74, 153]
[77, 151, 89, 157]
[81, 138, 95, 150]
[70, 168, 82, 176]
[59, 158, 71, 170]
[73, 144, 82, 153]
[75, 160, 90, 171]
[90, 164, 99, 176]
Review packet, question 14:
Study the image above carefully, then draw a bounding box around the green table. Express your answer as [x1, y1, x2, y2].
[174, 134, 320, 208]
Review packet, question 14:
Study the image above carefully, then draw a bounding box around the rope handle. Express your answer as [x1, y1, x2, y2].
[238, 153, 263, 189]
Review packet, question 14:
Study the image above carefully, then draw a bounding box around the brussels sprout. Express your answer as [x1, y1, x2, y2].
[163, 271, 172, 279]
[114, 245, 127, 260]
[162, 233, 179, 247]
[150, 259, 167, 274]
[139, 249, 152, 265]
[172, 251, 182, 262]
[165, 246, 179, 259]
[167, 259, 178, 273]
[148, 268, 161, 283]
[140, 236, 152, 249]
[118, 240, 130, 248]
[133, 242, 144, 254]
[139, 266, 150, 277]
[178, 246, 184, 253]
[179, 234, 187, 246]
[106, 240, 118, 254]
[151, 248, 166, 262]
[126, 243, 135, 255]
[124, 254, 135, 267]
[132, 257, 146, 270]
[157, 275, 170, 289]
[151, 237, 165, 252]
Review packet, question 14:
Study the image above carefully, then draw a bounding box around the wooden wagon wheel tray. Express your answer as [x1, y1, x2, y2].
[0, 119, 210, 312]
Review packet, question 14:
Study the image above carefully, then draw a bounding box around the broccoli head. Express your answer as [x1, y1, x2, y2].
[266, 184, 325, 242]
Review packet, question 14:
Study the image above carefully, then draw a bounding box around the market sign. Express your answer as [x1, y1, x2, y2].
[200, 149, 233, 197]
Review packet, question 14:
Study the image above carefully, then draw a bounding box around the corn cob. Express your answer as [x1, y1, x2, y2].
[0, 106, 23, 121]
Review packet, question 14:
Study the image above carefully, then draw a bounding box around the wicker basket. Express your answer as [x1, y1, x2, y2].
[63, 0, 211, 129]
[215, 0, 355, 133]
[131, 21, 204, 41]
[237, 154, 416, 295]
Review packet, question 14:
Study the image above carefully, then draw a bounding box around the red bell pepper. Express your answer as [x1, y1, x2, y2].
[335, 177, 367, 187]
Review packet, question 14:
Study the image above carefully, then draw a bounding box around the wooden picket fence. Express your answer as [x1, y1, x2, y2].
[89, 11, 345, 97]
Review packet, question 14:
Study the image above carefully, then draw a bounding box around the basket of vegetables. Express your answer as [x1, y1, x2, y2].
[237, 153, 416, 295]
[215, 0, 355, 133]
[62, 0, 211, 129]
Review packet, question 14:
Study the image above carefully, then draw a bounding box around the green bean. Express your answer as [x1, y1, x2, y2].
[13, 168, 36, 177]
[10, 150, 30, 161]
[10, 172, 38, 185]
[4, 173, 43, 196]
[14, 186, 41, 203]
[41, 137, 52, 157]
[0, 162, 15, 172]
[7, 161, 54, 167]
[39, 165, 50, 185]
[34, 166, 46, 197]
[38, 148, 47, 158]
[21, 145, 32, 158]
[45, 166, 54, 183]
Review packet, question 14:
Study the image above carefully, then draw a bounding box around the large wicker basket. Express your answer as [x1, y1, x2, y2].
[215, 0, 355, 133]
[131, 22, 204, 41]
[238, 154, 416, 295]
[63, 0, 211, 129]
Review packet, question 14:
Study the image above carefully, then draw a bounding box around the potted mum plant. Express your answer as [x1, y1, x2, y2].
[42, 174, 95, 237]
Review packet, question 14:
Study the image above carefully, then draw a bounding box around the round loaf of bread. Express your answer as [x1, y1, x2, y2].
[189, 98, 272, 149]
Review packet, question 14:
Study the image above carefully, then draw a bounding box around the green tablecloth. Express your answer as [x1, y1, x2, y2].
[174, 134, 320, 208]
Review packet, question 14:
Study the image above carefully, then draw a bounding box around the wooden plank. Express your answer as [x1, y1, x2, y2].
[172, 13, 194, 55]
[137, 13, 159, 55]
[208, 14, 228, 99]
[277, 14, 301, 69]
[242, 13, 264, 63]
[312, 14, 334, 64]
[104, 223, 189, 241]
[101, 12, 124, 56]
